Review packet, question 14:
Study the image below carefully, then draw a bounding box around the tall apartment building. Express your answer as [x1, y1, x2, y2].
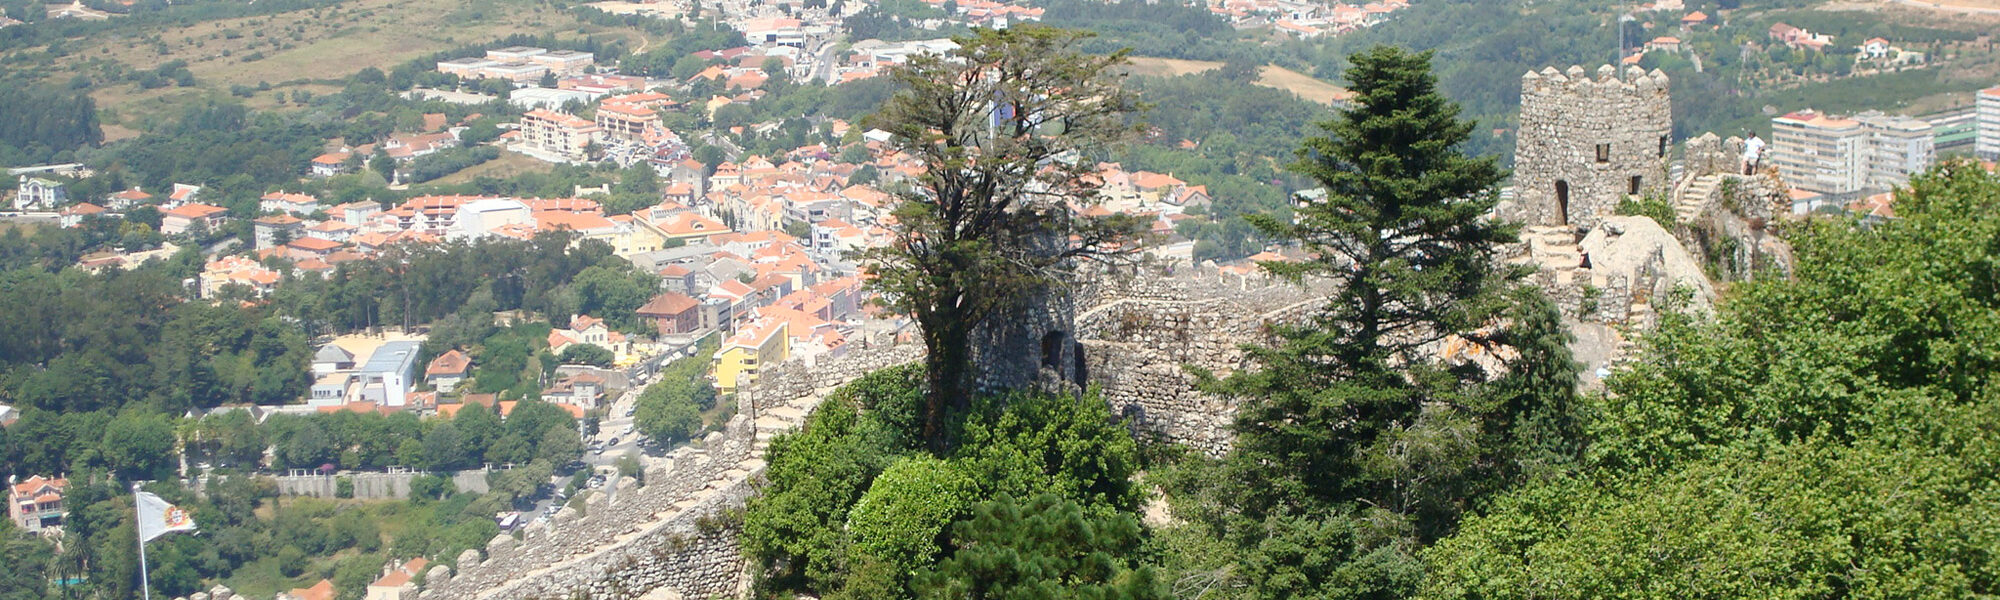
[1855, 111, 1934, 188]
[518, 109, 601, 162]
[1978, 86, 2000, 161]
[1768, 109, 1932, 197]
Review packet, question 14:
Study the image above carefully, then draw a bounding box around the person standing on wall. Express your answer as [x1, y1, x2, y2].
[1742, 132, 1766, 175]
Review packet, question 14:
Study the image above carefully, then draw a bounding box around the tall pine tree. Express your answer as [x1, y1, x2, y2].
[1219, 45, 1518, 523]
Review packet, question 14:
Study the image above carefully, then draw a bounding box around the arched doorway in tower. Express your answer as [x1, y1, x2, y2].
[1555, 180, 1571, 225]
[1041, 331, 1067, 372]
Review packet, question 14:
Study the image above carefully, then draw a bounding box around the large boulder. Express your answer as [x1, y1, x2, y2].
[456, 548, 483, 570]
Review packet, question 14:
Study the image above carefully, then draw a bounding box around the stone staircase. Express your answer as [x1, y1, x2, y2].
[1516, 224, 1585, 284]
[1674, 173, 1723, 223]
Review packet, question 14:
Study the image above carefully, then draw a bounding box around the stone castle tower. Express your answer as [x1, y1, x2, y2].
[1514, 64, 1673, 228]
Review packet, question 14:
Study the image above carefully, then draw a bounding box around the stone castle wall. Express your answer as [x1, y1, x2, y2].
[420, 345, 923, 600]
[1515, 64, 1674, 229]
[1075, 269, 1328, 456]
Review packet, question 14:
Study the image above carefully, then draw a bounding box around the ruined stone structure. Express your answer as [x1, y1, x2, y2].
[1074, 270, 1328, 456]
[967, 227, 1087, 393]
[969, 281, 1084, 393]
[1515, 65, 1674, 228]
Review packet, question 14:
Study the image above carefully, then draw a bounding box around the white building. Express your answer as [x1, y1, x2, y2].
[14, 177, 65, 211]
[1977, 85, 2000, 161]
[451, 198, 532, 240]
[357, 341, 420, 408]
[1769, 109, 1933, 198]
[1853, 110, 1935, 189]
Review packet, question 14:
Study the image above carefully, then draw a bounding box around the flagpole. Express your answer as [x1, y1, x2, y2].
[133, 482, 152, 600]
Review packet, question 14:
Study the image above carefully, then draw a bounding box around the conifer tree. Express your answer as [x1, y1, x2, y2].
[1219, 45, 1517, 521]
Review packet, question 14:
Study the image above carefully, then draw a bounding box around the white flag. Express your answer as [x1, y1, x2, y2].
[135, 491, 197, 542]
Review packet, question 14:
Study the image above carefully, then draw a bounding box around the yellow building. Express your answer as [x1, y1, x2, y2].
[713, 319, 789, 393]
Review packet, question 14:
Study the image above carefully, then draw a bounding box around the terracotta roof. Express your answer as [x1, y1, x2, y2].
[426, 349, 471, 376]
[370, 569, 412, 589]
[10, 475, 66, 497]
[62, 202, 106, 216]
[165, 203, 229, 219]
[637, 292, 701, 316]
[287, 237, 344, 252]
[289, 579, 335, 600]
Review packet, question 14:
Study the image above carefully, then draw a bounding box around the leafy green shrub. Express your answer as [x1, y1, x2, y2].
[953, 390, 1143, 513]
[845, 456, 976, 579]
[743, 395, 896, 593]
[913, 493, 1165, 600]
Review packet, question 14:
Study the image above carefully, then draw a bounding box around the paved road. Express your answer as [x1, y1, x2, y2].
[519, 386, 652, 528]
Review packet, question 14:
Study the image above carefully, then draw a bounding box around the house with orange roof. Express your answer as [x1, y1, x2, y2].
[713, 318, 788, 393]
[9, 475, 68, 533]
[254, 214, 306, 249]
[166, 183, 202, 207]
[425, 349, 472, 393]
[305, 219, 359, 243]
[1680, 10, 1708, 30]
[365, 557, 429, 600]
[284, 236, 345, 259]
[162, 203, 230, 235]
[280, 579, 336, 600]
[595, 102, 660, 143]
[637, 292, 705, 336]
[106, 187, 153, 210]
[58, 202, 107, 228]
[311, 152, 353, 178]
[199, 255, 282, 298]
[541, 372, 605, 408]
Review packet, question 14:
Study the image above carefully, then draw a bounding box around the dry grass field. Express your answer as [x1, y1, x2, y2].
[431, 150, 556, 185]
[1123, 56, 1224, 78]
[1125, 58, 1353, 106]
[1254, 65, 1353, 106]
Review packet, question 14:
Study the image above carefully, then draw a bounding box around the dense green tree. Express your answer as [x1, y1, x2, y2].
[557, 343, 614, 367]
[423, 422, 473, 471]
[952, 391, 1142, 513]
[743, 393, 896, 593]
[858, 26, 1145, 451]
[452, 402, 502, 464]
[0, 518, 54, 600]
[913, 493, 1165, 600]
[100, 411, 178, 481]
[845, 456, 977, 585]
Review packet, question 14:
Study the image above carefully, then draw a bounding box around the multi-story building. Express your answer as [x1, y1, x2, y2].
[529, 50, 595, 76]
[1769, 109, 1933, 197]
[1978, 86, 2000, 161]
[1922, 107, 1979, 156]
[594, 103, 660, 143]
[9, 475, 67, 533]
[517, 109, 601, 162]
[713, 319, 788, 393]
[1854, 111, 1934, 188]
